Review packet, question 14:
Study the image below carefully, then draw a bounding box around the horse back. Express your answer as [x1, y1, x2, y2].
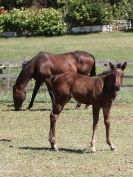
[34, 51, 95, 75]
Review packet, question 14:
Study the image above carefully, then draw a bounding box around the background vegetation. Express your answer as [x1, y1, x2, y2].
[0, 1, 132, 177]
[0, 0, 133, 36]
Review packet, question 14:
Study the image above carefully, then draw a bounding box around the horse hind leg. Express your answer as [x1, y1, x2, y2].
[75, 102, 81, 109]
[102, 106, 116, 151]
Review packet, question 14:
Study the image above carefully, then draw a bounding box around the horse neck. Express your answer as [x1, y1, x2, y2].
[15, 67, 32, 90]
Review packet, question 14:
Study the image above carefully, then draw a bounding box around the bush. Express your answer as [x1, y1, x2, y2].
[66, 1, 113, 27]
[113, 0, 131, 20]
[0, 8, 67, 36]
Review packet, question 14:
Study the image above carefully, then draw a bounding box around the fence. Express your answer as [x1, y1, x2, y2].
[0, 60, 133, 91]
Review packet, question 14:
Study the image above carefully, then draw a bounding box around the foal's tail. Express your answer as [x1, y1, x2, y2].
[90, 55, 96, 76]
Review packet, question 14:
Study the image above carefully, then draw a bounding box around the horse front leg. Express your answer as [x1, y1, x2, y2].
[49, 104, 63, 151]
[102, 105, 116, 151]
[90, 106, 100, 153]
[27, 80, 42, 109]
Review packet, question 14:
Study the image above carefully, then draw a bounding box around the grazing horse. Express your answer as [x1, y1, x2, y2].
[49, 62, 127, 152]
[13, 51, 96, 111]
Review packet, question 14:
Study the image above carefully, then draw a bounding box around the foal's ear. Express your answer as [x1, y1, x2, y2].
[109, 62, 115, 70]
[121, 62, 127, 70]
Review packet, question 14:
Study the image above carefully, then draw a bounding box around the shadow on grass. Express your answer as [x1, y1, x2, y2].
[3, 105, 74, 112]
[29, 108, 73, 111]
[2, 108, 51, 112]
[18, 146, 85, 154]
[0, 139, 11, 142]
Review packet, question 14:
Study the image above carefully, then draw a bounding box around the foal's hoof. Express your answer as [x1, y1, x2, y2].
[51, 144, 59, 151]
[110, 145, 116, 151]
[91, 147, 96, 153]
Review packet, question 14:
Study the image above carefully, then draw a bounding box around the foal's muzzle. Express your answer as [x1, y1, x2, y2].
[114, 86, 120, 91]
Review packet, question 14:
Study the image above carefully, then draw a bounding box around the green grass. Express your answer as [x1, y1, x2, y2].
[0, 102, 133, 177]
[0, 32, 133, 177]
[0, 31, 133, 90]
[0, 32, 133, 61]
[0, 89, 133, 104]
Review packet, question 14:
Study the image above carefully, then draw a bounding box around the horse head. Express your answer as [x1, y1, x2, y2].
[108, 62, 127, 91]
[13, 85, 26, 111]
[105, 62, 127, 91]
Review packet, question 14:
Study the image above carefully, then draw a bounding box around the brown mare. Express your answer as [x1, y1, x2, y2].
[13, 51, 96, 111]
[49, 62, 127, 152]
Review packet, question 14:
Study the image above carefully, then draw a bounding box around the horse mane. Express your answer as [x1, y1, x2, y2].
[93, 77, 104, 98]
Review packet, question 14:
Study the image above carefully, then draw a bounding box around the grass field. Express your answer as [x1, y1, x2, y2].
[0, 32, 133, 177]
[0, 102, 133, 177]
[0, 31, 133, 93]
[0, 32, 133, 61]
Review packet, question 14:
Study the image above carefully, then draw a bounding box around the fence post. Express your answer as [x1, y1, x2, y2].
[5, 63, 10, 91]
[0, 64, 3, 74]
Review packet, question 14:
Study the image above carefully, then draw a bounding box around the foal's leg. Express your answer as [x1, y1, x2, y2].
[102, 105, 116, 151]
[49, 104, 63, 151]
[90, 106, 100, 153]
[49, 96, 71, 151]
[27, 80, 42, 109]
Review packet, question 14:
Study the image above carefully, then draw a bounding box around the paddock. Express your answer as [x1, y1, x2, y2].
[0, 32, 133, 177]
[0, 102, 132, 177]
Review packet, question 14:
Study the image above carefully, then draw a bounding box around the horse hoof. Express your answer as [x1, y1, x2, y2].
[91, 147, 96, 153]
[51, 145, 59, 151]
[110, 145, 116, 151]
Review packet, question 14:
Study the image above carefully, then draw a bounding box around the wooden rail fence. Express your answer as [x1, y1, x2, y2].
[0, 60, 133, 91]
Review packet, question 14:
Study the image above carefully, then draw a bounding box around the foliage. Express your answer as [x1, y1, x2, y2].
[113, 0, 132, 20]
[0, 8, 67, 36]
[0, 0, 58, 9]
[65, 1, 113, 26]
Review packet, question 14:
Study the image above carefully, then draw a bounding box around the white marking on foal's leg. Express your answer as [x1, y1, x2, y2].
[53, 144, 59, 151]
[110, 144, 116, 151]
[90, 141, 96, 153]
[91, 146, 96, 153]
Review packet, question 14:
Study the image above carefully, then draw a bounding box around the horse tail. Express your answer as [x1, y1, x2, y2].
[90, 55, 96, 76]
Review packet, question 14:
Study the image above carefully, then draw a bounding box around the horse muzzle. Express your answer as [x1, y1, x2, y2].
[114, 86, 120, 91]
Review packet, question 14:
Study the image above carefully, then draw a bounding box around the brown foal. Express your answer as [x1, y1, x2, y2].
[49, 62, 127, 152]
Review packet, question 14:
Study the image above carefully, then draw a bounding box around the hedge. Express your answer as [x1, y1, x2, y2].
[0, 8, 67, 36]
[65, 1, 113, 27]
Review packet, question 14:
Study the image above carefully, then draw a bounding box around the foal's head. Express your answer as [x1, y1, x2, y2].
[13, 86, 26, 111]
[105, 62, 127, 91]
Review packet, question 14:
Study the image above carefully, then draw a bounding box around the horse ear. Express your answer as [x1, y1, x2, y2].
[121, 62, 127, 70]
[109, 62, 115, 70]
